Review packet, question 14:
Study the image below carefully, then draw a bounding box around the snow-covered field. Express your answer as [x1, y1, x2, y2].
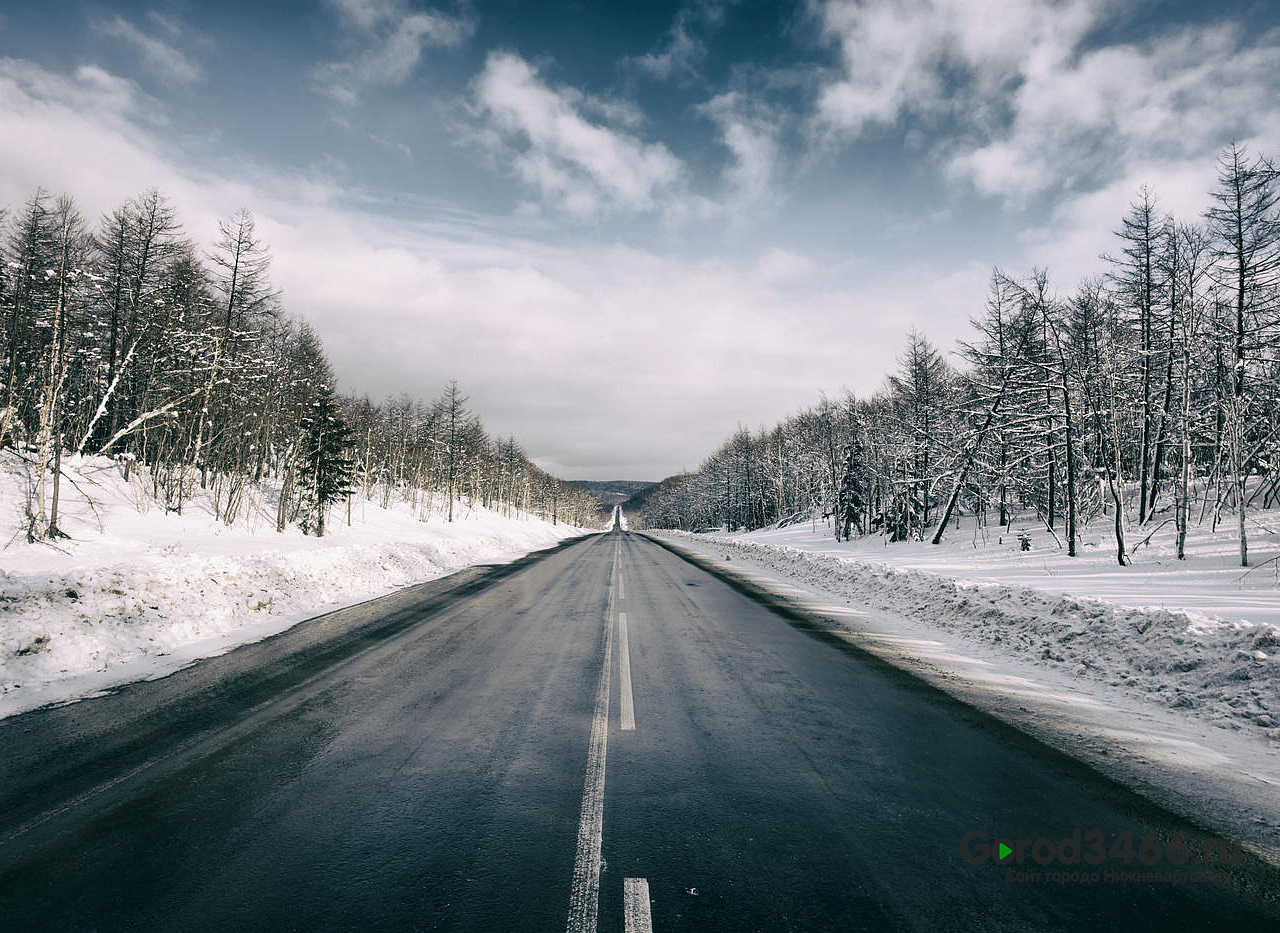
[747, 510, 1280, 628]
[649, 514, 1280, 862]
[0, 454, 591, 718]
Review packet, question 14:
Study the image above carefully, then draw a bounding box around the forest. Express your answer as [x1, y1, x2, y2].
[0, 189, 600, 539]
[637, 144, 1280, 568]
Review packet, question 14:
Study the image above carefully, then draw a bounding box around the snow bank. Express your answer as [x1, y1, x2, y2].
[0, 454, 590, 718]
[652, 529, 1280, 863]
[662, 531, 1279, 737]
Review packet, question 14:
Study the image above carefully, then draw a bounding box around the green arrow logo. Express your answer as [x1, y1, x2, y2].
[998, 843, 1013, 862]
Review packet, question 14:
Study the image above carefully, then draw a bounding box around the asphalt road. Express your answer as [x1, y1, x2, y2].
[1, 529, 1277, 931]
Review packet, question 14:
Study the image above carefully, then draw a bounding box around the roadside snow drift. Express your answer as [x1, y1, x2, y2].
[663, 532, 1280, 738]
[0, 454, 589, 718]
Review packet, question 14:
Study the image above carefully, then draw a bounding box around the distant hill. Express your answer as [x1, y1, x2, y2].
[567, 480, 657, 509]
[617, 473, 690, 526]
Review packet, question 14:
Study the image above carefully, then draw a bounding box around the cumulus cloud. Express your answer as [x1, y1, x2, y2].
[810, 0, 1280, 209]
[473, 52, 683, 217]
[948, 23, 1280, 201]
[93, 14, 203, 86]
[811, 0, 1100, 135]
[318, 0, 474, 104]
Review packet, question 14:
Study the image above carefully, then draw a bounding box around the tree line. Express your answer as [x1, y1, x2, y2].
[1, 187, 599, 539]
[637, 144, 1280, 567]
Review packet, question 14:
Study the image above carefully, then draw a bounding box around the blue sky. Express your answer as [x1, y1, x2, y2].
[2, 1, 1279, 479]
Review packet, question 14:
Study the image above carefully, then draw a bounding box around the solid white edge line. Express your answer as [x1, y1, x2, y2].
[619, 612, 635, 731]
[623, 878, 653, 933]
[566, 542, 619, 933]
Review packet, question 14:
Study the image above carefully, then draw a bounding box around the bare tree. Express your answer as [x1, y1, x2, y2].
[1205, 143, 1280, 567]
[32, 196, 89, 539]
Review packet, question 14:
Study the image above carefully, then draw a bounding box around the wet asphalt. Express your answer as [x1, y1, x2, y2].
[0, 528, 1277, 931]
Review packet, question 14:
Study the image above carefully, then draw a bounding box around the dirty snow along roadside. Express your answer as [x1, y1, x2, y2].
[647, 529, 1280, 866]
[0, 454, 591, 719]
[661, 529, 1280, 734]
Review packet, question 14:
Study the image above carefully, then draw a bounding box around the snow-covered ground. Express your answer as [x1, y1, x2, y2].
[649, 517, 1280, 864]
[0, 453, 592, 719]
[747, 510, 1280, 627]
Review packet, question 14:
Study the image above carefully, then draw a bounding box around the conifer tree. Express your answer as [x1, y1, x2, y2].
[298, 385, 354, 537]
[836, 430, 866, 541]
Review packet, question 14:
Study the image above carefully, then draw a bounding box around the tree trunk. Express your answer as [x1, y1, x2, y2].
[1060, 373, 1078, 557]
[1176, 334, 1193, 559]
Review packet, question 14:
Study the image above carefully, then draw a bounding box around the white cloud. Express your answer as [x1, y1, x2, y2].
[0, 58, 163, 130]
[627, 20, 703, 80]
[809, 0, 1280, 209]
[318, 0, 473, 103]
[329, 0, 392, 32]
[700, 90, 782, 213]
[948, 24, 1280, 201]
[473, 52, 683, 217]
[146, 12, 184, 41]
[93, 14, 202, 85]
[624, 2, 725, 80]
[578, 92, 647, 131]
[811, 0, 1101, 134]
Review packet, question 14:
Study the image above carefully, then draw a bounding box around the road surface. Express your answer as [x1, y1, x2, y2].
[1, 529, 1277, 930]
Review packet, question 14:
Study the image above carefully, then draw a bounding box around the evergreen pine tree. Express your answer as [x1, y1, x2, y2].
[836, 432, 866, 541]
[298, 385, 354, 537]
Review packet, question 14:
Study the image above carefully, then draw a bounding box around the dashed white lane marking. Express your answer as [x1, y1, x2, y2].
[619, 574, 625, 601]
[619, 612, 635, 731]
[623, 878, 653, 933]
[566, 541, 620, 933]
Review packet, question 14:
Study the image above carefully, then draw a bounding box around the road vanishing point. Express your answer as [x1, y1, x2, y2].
[1, 527, 1278, 930]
